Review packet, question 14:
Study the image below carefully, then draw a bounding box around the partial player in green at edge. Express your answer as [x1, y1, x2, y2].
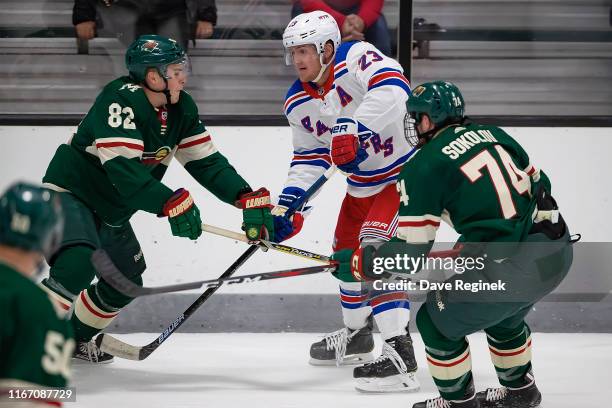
[331, 81, 575, 408]
[0, 182, 74, 407]
[39, 34, 278, 364]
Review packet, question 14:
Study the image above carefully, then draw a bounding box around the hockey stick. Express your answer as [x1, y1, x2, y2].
[202, 224, 330, 263]
[93, 244, 463, 298]
[95, 166, 337, 360]
[92, 249, 337, 297]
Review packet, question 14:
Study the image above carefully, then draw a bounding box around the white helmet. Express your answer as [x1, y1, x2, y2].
[283, 11, 341, 82]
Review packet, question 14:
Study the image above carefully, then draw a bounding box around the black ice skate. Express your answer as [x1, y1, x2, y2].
[73, 338, 114, 364]
[476, 372, 541, 408]
[354, 333, 420, 393]
[413, 379, 479, 408]
[309, 320, 374, 366]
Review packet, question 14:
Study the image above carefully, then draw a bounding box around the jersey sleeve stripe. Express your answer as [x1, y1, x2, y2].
[294, 147, 330, 155]
[293, 153, 332, 162]
[285, 95, 312, 115]
[289, 159, 332, 169]
[95, 141, 144, 151]
[398, 220, 441, 228]
[369, 78, 411, 94]
[524, 163, 541, 181]
[369, 78, 411, 96]
[335, 61, 347, 71]
[334, 61, 349, 79]
[94, 138, 144, 163]
[178, 135, 211, 149]
[284, 91, 308, 108]
[397, 215, 441, 243]
[175, 135, 218, 165]
[368, 71, 409, 88]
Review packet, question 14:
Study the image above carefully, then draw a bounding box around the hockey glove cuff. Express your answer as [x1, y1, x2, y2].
[162, 188, 202, 240]
[331, 246, 380, 282]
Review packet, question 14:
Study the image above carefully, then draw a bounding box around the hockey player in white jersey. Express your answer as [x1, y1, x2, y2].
[274, 11, 419, 393]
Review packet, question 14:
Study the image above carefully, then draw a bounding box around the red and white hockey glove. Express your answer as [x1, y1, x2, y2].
[162, 188, 202, 240]
[330, 117, 369, 173]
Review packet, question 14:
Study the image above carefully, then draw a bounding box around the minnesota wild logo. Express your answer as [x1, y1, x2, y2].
[412, 86, 426, 97]
[142, 146, 171, 165]
[142, 40, 159, 52]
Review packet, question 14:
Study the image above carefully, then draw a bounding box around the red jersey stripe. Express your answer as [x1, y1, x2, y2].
[368, 71, 409, 88]
[178, 136, 211, 149]
[96, 141, 144, 151]
[398, 219, 441, 228]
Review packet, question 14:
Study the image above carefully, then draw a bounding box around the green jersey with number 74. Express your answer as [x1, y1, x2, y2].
[395, 123, 551, 244]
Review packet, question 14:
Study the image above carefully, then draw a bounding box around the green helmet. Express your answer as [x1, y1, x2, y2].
[0, 182, 64, 258]
[125, 34, 188, 83]
[407, 81, 465, 126]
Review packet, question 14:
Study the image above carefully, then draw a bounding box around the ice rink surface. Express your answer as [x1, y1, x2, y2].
[72, 332, 609, 408]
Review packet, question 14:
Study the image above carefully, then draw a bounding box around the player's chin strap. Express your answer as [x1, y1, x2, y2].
[313, 48, 336, 83]
[142, 73, 174, 105]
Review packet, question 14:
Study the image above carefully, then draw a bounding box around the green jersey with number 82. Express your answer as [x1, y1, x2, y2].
[43, 76, 249, 225]
[395, 123, 551, 244]
[0, 263, 74, 392]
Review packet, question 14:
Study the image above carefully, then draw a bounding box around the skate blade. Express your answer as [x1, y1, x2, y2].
[354, 372, 420, 393]
[72, 356, 114, 365]
[309, 352, 374, 366]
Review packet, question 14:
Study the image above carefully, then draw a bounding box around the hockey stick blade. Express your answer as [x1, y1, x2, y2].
[97, 245, 260, 360]
[92, 249, 337, 297]
[95, 332, 141, 360]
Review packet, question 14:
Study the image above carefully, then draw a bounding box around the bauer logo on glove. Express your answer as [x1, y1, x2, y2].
[330, 117, 369, 173]
[243, 195, 271, 209]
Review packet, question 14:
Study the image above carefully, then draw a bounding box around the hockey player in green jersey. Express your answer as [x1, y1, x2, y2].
[40, 34, 276, 363]
[0, 182, 75, 406]
[330, 81, 574, 407]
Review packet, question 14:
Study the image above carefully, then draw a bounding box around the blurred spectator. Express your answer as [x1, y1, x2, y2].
[73, 0, 217, 48]
[292, 0, 391, 56]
